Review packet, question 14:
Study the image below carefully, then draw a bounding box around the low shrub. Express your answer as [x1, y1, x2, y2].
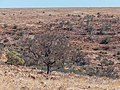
[12, 24, 17, 29]
[102, 46, 109, 50]
[101, 58, 114, 66]
[101, 23, 111, 31]
[100, 37, 111, 44]
[117, 51, 120, 55]
[84, 66, 119, 79]
[57, 68, 82, 74]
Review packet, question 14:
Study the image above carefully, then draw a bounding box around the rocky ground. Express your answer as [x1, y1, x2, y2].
[0, 59, 120, 90]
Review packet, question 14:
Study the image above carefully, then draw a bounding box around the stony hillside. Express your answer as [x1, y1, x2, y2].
[0, 8, 120, 90]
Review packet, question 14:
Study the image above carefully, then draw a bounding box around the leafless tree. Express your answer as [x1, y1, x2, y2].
[20, 31, 70, 74]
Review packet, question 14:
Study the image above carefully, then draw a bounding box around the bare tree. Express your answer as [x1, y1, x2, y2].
[21, 31, 70, 74]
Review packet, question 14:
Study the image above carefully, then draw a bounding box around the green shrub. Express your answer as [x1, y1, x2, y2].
[6, 51, 25, 65]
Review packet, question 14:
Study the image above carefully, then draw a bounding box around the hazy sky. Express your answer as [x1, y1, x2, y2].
[0, 0, 120, 8]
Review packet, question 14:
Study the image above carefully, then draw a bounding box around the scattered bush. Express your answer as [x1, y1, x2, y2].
[96, 30, 105, 35]
[84, 66, 119, 79]
[99, 51, 107, 54]
[58, 20, 73, 31]
[97, 23, 111, 35]
[117, 51, 120, 55]
[3, 39, 9, 43]
[111, 17, 119, 23]
[101, 23, 111, 31]
[100, 37, 111, 44]
[2, 13, 6, 15]
[57, 68, 81, 74]
[102, 46, 109, 50]
[49, 14, 51, 16]
[42, 11, 45, 13]
[118, 56, 120, 60]
[0, 43, 5, 54]
[113, 51, 120, 60]
[84, 14, 94, 22]
[12, 24, 17, 29]
[71, 50, 89, 66]
[101, 58, 114, 66]
[97, 12, 101, 18]
[85, 25, 94, 35]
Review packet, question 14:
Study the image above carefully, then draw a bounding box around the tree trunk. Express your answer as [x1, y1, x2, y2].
[47, 64, 50, 74]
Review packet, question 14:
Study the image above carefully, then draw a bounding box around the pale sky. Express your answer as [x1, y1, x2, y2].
[0, 0, 120, 8]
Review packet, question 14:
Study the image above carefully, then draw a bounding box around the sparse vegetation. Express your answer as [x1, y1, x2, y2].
[0, 8, 120, 90]
[0, 8, 119, 89]
[71, 49, 89, 66]
[101, 58, 114, 66]
[100, 37, 111, 44]
[101, 23, 112, 31]
[84, 66, 119, 79]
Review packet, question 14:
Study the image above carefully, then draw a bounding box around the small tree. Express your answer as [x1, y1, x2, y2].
[21, 31, 70, 74]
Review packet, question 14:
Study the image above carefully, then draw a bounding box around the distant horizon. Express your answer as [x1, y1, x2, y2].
[0, 0, 120, 8]
[0, 7, 120, 9]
